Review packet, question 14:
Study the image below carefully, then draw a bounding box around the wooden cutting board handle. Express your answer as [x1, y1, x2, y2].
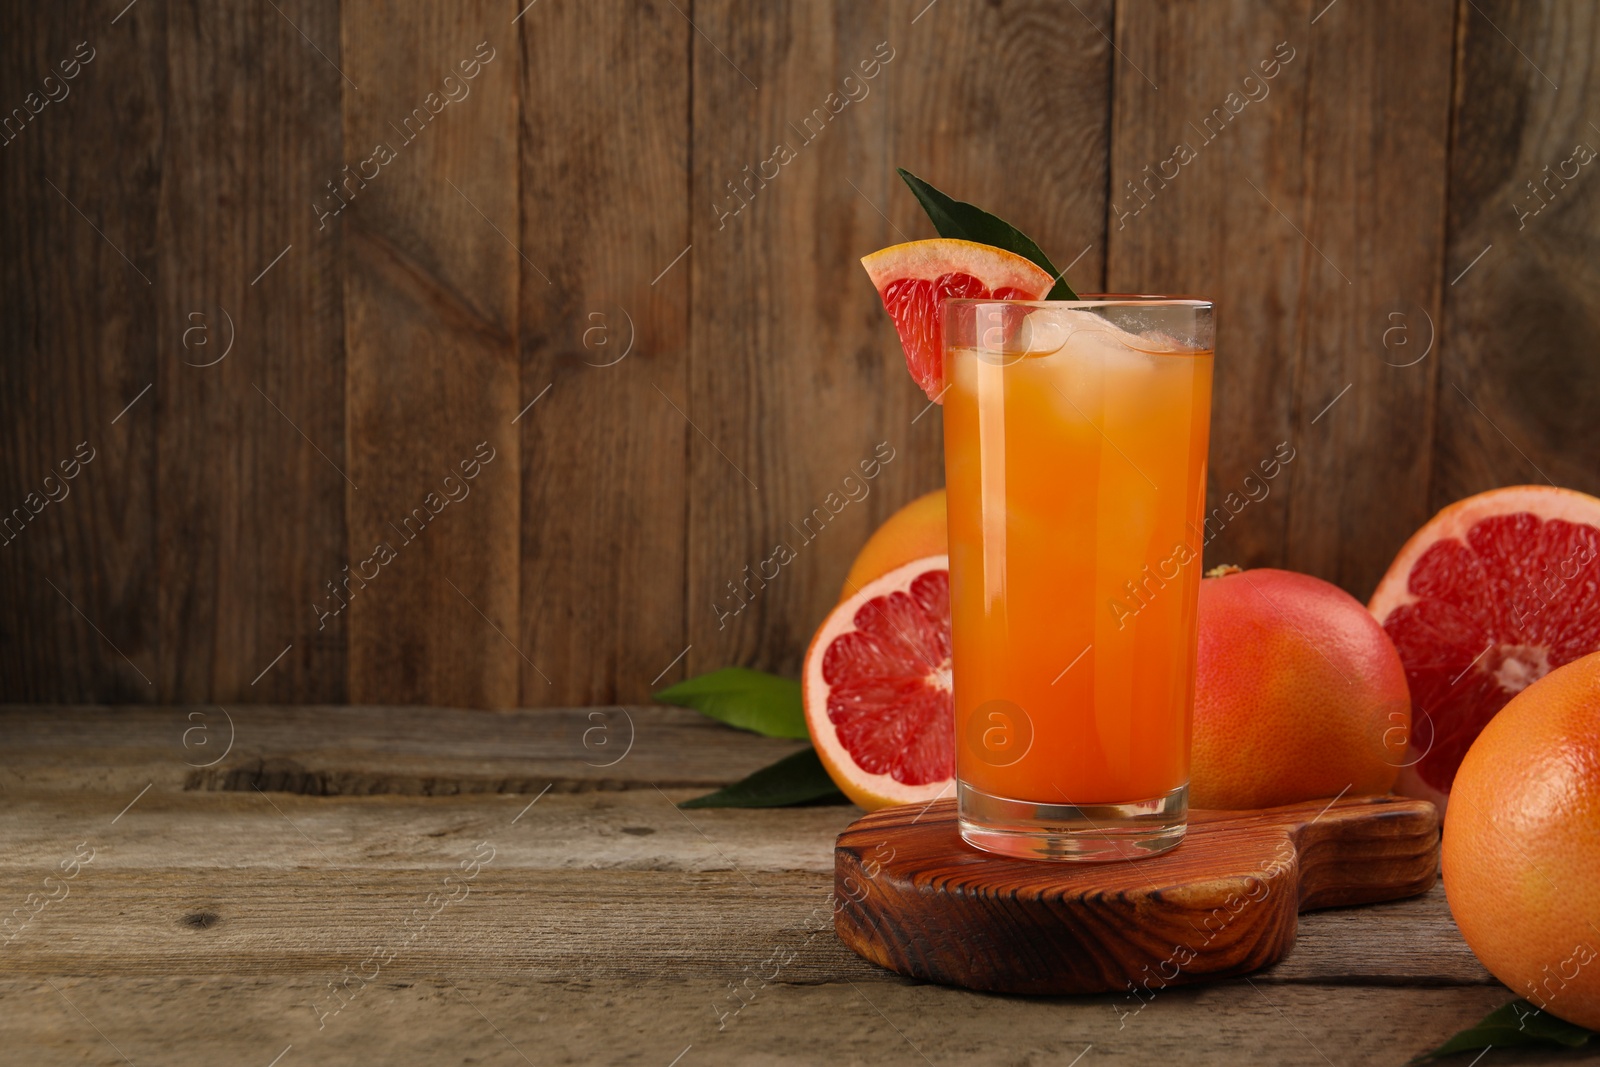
[833, 794, 1439, 995]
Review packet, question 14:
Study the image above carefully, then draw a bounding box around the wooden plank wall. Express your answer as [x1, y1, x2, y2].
[1437, 3, 1600, 507]
[0, 2, 162, 704]
[341, 0, 522, 707]
[2, 0, 1597, 708]
[520, 1, 690, 705]
[157, 0, 349, 704]
[1109, 0, 1455, 595]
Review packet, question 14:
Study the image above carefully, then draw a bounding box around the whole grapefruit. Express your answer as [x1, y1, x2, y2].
[1191, 567, 1411, 809]
[1442, 650, 1600, 1028]
[840, 488, 947, 600]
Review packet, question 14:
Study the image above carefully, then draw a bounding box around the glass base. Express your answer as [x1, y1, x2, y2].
[958, 781, 1188, 862]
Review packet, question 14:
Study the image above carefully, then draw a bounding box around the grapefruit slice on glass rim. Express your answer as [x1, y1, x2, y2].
[861, 238, 1054, 402]
[1369, 485, 1600, 812]
[804, 555, 953, 810]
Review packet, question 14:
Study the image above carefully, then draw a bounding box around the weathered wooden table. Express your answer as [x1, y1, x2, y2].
[0, 705, 1562, 1065]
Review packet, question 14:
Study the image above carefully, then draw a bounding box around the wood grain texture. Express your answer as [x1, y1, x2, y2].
[1432, 0, 1600, 510]
[0, 979, 1526, 1067]
[156, 0, 347, 702]
[1109, 0, 1309, 575]
[1278, 0, 1454, 598]
[888, 0, 1112, 298]
[0, 704, 811, 795]
[834, 795, 1439, 995]
[517, 0, 690, 704]
[1112, 0, 1453, 599]
[0, 788, 1487, 984]
[687, 0, 1112, 682]
[4, 1, 1598, 707]
[0, 703, 1514, 1066]
[0, 866, 1468, 987]
[0, 697, 1497, 998]
[0, 4, 162, 701]
[342, 2, 522, 706]
[686, 0, 896, 680]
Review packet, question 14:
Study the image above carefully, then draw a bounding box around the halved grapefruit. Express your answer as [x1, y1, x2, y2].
[804, 555, 953, 810]
[1369, 485, 1600, 811]
[861, 239, 1054, 402]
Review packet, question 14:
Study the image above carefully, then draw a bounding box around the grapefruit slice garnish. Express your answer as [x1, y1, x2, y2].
[1369, 485, 1600, 810]
[804, 555, 953, 810]
[861, 239, 1054, 402]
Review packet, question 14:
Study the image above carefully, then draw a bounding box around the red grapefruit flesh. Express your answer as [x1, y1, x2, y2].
[1369, 485, 1600, 811]
[861, 239, 1054, 402]
[803, 555, 953, 810]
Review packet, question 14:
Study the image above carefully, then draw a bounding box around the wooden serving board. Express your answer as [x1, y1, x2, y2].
[834, 794, 1439, 995]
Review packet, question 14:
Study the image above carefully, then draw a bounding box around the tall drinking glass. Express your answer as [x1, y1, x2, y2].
[942, 297, 1214, 861]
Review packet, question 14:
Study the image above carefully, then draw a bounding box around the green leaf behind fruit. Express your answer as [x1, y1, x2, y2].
[681, 747, 846, 808]
[896, 168, 1079, 300]
[653, 666, 809, 739]
[1412, 998, 1595, 1062]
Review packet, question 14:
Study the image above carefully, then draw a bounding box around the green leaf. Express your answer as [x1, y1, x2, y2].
[653, 667, 808, 739]
[681, 747, 846, 809]
[1412, 999, 1596, 1062]
[897, 167, 1079, 300]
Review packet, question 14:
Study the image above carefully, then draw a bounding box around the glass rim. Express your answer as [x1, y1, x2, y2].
[945, 293, 1212, 310]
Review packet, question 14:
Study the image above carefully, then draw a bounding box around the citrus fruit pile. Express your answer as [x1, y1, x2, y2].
[822, 176, 1600, 1032]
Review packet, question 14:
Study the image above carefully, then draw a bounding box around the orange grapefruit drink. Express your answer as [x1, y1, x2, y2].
[943, 298, 1214, 860]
